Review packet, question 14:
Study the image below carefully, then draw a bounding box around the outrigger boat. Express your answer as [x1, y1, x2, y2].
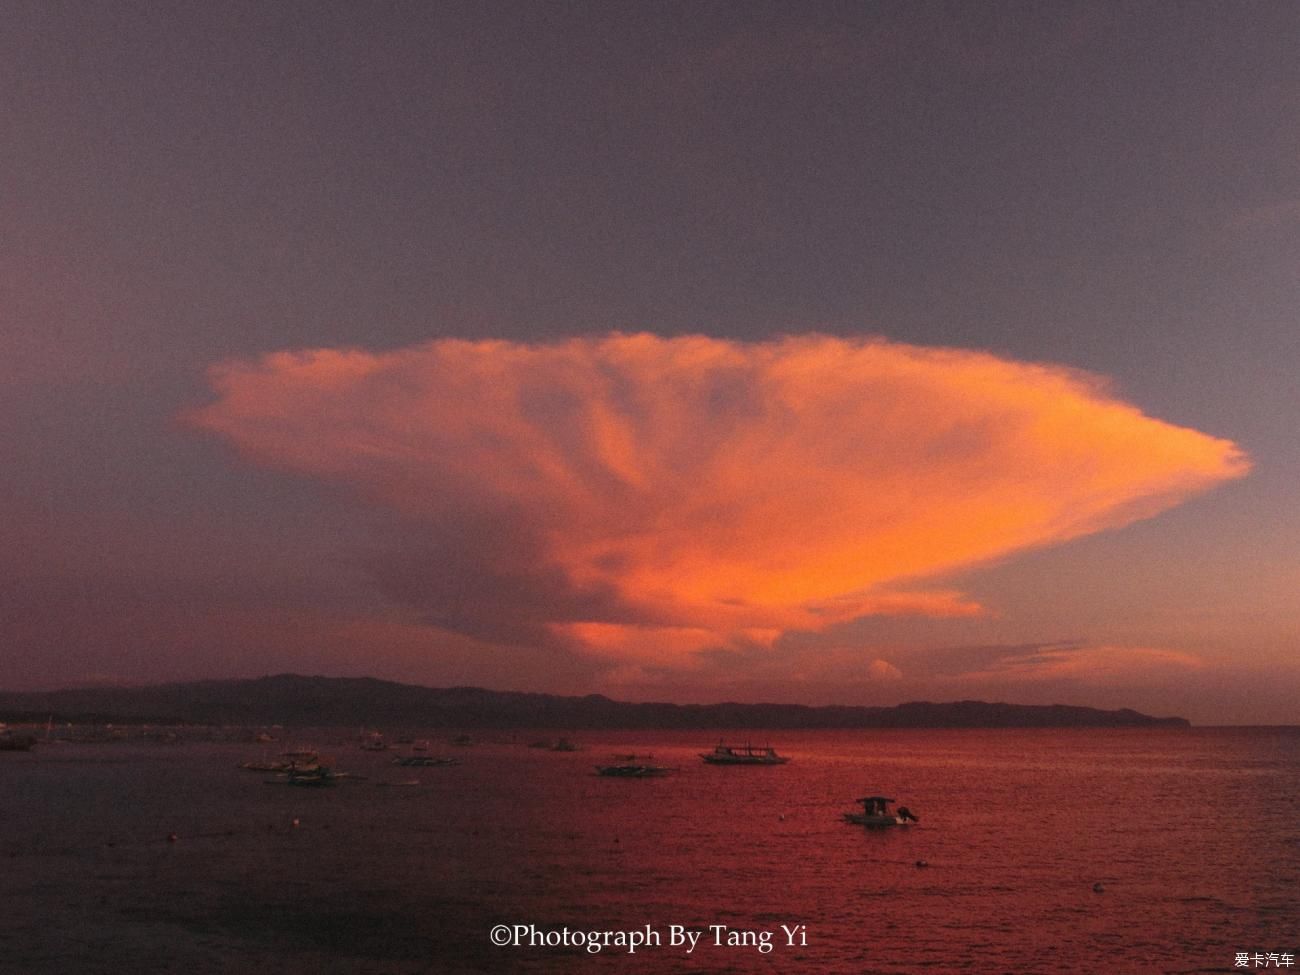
[843, 795, 918, 827]
[281, 766, 347, 787]
[392, 755, 460, 767]
[595, 764, 675, 777]
[700, 742, 790, 765]
[240, 749, 322, 773]
[265, 758, 353, 787]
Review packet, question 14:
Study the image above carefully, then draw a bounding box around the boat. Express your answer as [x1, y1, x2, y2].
[265, 761, 351, 787]
[240, 749, 322, 773]
[283, 766, 346, 787]
[551, 738, 580, 752]
[843, 795, 919, 827]
[392, 755, 460, 767]
[0, 733, 37, 752]
[700, 743, 790, 765]
[595, 764, 674, 777]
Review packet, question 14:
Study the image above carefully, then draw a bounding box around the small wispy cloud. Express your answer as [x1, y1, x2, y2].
[867, 659, 903, 682]
[952, 643, 1205, 685]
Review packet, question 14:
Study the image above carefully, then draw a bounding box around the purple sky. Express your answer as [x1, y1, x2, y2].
[3, 2, 1297, 723]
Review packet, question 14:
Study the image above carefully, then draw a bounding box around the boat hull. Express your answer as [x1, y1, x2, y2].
[701, 756, 790, 765]
[595, 765, 672, 777]
[843, 813, 911, 827]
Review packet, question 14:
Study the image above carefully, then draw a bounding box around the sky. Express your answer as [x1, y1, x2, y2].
[2, 2, 1297, 723]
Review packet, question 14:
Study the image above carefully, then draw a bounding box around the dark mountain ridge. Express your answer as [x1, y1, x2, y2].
[0, 674, 1191, 728]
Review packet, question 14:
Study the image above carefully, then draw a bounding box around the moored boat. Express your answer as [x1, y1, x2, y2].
[0, 733, 37, 752]
[843, 795, 918, 827]
[595, 764, 675, 777]
[283, 766, 346, 787]
[392, 755, 460, 767]
[240, 749, 322, 773]
[700, 743, 790, 765]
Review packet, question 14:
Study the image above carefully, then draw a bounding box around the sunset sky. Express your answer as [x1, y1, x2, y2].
[3, 3, 1297, 723]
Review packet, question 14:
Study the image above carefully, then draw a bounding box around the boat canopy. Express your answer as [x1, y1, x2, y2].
[856, 796, 895, 803]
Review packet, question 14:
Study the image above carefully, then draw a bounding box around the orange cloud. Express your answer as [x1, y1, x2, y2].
[189, 333, 1248, 662]
[867, 659, 904, 682]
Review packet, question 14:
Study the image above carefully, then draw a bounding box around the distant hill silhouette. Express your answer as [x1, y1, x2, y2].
[0, 674, 1191, 728]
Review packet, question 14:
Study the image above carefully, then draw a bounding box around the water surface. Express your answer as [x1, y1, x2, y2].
[1, 727, 1296, 973]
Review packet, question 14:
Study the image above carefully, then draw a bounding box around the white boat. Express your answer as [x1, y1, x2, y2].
[843, 795, 918, 827]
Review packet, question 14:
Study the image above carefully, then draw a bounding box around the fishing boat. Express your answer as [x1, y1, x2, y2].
[700, 743, 790, 765]
[594, 764, 675, 777]
[843, 795, 919, 827]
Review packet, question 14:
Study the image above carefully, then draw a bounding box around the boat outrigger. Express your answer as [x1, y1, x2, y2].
[700, 743, 790, 765]
[843, 795, 918, 827]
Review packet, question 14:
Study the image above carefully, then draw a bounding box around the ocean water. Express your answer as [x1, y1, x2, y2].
[1, 728, 1296, 974]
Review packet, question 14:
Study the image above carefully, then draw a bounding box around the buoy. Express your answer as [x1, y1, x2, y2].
[779, 814, 785, 821]
[915, 860, 928, 868]
[167, 833, 178, 843]
[291, 818, 300, 828]
[1092, 883, 1105, 893]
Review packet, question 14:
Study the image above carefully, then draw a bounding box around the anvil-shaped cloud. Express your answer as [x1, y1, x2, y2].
[189, 334, 1248, 662]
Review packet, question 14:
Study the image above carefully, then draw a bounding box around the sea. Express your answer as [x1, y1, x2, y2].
[1, 727, 1296, 974]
